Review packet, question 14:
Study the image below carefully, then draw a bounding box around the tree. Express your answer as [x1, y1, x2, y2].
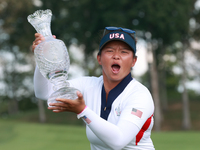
[134, 0, 195, 130]
[0, 0, 37, 114]
[181, 43, 191, 130]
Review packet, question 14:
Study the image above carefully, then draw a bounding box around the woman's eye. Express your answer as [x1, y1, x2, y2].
[106, 50, 113, 52]
[121, 51, 128, 53]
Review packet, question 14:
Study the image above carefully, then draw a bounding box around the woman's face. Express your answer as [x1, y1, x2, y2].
[97, 40, 137, 84]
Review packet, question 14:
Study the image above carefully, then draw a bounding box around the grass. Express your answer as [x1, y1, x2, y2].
[1, 119, 200, 150]
[0, 120, 90, 150]
[1, 99, 200, 150]
[152, 131, 200, 150]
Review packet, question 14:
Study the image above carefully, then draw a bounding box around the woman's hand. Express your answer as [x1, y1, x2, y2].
[32, 33, 44, 52]
[31, 33, 56, 52]
[48, 91, 86, 114]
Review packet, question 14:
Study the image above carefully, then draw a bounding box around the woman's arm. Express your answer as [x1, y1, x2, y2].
[34, 66, 53, 100]
[48, 85, 154, 150]
[78, 107, 140, 150]
[48, 92, 140, 150]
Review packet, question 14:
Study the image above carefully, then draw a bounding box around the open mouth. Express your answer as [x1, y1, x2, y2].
[111, 64, 121, 73]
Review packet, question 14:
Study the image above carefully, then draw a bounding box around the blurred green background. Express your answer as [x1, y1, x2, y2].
[0, 0, 200, 149]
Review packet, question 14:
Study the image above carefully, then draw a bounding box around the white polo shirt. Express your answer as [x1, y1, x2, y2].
[69, 75, 155, 150]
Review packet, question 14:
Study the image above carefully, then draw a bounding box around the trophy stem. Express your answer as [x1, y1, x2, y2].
[49, 72, 69, 91]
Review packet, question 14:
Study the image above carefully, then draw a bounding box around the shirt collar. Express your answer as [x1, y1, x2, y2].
[101, 72, 133, 120]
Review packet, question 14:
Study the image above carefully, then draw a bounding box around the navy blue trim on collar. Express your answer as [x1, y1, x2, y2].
[100, 73, 133, 120]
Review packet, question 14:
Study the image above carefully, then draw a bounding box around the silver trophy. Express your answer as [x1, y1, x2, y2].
[27, 9, 79, 106]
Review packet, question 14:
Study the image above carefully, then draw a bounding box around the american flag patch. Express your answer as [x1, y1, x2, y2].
[131, 108, 143, 118]
[83, 116, 91, 124]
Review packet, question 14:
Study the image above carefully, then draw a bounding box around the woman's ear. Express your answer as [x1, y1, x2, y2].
[97, 54, 102, 65]
[131, 56, 137, 67]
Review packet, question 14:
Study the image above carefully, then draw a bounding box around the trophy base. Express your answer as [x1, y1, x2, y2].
[47, 87, 79, 107]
